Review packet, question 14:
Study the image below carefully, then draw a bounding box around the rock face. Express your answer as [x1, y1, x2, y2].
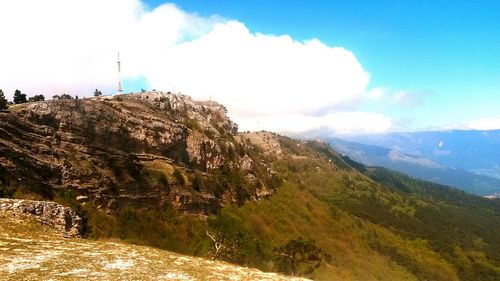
[0, 198, 82, 237]
[0, 92, 278, 215]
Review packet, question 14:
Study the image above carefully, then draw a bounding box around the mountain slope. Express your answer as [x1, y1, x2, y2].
[248, 136, 500, 280]
[1, 93, 499, 280]
[329, 137, 500, 195]
[0, 214, 306, 280]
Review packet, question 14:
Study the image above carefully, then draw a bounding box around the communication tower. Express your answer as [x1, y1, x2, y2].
[117, 52, 123, 94]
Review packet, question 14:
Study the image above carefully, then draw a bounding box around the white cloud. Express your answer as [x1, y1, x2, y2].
[467, 118, 500, 130]
[148, 21, 370, 116]
[0, 0, 390, 136]
[236, 111, 392, 136]
[366, 87, 429, 108]
[366, 87, 386, 100]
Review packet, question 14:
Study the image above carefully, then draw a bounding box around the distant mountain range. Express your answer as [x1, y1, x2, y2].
[329, 130, 500, 196]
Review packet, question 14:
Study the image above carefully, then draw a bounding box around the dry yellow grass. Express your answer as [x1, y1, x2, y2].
[0, 214, 307, 281]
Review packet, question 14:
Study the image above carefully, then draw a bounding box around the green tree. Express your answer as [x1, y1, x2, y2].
[28, 94, 45, 102]
[53, 94, 73, 100]
[94, 89, 102, 97]
[274, 237, 330, 277]
[13, 89, 27, 104]
[0, 89, 8, 111]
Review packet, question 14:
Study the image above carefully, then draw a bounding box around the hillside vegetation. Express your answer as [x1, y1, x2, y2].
[1, 93, 499, 280]
[0, 214, 306, 280]
[208, 134, 500, 280]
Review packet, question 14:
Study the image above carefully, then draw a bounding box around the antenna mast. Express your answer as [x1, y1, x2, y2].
[117, 52, 123, 94]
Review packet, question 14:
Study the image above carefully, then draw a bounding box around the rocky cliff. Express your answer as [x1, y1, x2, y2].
[0, 92, 278, 214]
[0, 198, 82, 237]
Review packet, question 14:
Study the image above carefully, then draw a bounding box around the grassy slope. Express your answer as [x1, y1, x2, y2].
[0, 214, 307, 280]
[208, 136, 500, 280]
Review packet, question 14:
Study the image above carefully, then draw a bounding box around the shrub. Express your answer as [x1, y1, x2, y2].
[173, 169, 185, 186]
[28, 94, 45, 102]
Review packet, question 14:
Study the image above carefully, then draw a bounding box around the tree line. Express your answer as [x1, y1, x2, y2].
[0, 88, 104, 111]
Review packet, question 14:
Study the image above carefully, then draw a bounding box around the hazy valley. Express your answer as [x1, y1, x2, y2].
[329, 137, 500, 196]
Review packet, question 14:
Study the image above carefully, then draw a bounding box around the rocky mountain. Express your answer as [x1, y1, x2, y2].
[0, 92, 278, 215]
[329, 137, 500, 195]
[1, 93, 500, 280]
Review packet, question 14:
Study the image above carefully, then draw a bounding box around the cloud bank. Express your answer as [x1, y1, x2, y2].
[467, 118, 500, 130]
[0, 0, 391, 136]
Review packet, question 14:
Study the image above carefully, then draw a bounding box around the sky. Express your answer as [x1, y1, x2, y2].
[1, 0, 499, 136]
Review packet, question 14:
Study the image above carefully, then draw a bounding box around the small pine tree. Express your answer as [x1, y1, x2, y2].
[94, 89, 102, 97]
[13, 89, 27, 104]
[0, 89, 8, 111]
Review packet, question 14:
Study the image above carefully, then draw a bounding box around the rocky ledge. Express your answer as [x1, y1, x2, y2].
[0, 199, 82, 237]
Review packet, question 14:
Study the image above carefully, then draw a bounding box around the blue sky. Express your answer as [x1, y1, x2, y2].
[1, 1, 499, 135]
[142, 0, 500, 131]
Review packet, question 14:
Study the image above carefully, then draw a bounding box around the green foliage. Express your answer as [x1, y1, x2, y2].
[274, 237, 330, 276]
[208, 206, 267, 265]
[13, 89, 27, 104]
[52, 93, 74, 100]
[54, 189, 80, 210]
[28, 94, 45, 102]
[185, 118, 201, 131]
[94, 89, 102, 97]
[82, 203, 209, 254]
[0, 183, 14, 198]
[191, 172, 202, 192]
[144, 168, 169, 188]
[273, 141, 500, 280]
[0, 89, 8, 111]
[172, 169, 185, 186]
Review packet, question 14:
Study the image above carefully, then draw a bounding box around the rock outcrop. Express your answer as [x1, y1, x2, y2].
[0, 198, 82, 237]
[0, 92, 278, 215]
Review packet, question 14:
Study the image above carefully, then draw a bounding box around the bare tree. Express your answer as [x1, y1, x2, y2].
[206, 230, 224, 259]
